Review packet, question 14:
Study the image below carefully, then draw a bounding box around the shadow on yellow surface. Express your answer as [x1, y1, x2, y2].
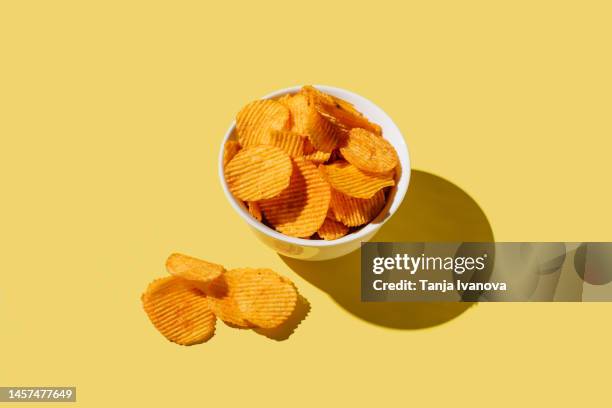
[281, 170, 494, 329]
[254, 294, 311, 341]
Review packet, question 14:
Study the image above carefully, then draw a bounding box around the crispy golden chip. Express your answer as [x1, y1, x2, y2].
[317, 217, 349, 240]
[284, 93, 340, 152]
[165, 253, 225, 284]
[330, 94, 362, 117]
[228, 268, 298, 329]
[205, 272, 251, 328]
[326, 207, 340, 221]
[330, 189, 386, 226]
[254, 294, 310, 341]
[236, 100, 290, 147]
[320, 161, 394, 199]
[301, 86, 382, 135]
[340, 128, 399, 173]
[141, 276, 216, 345]
[247, 201, 262, 222]
[302, 138, 331, 164]
[276, 93, 293, 106]
[259, 157, 331, 238]
[224, 145, 292, 201]
[261, 130, 305, 158]
[304, 88, 362, 119]
[276, 94, 293, 128]
[223, 140, 241, 167]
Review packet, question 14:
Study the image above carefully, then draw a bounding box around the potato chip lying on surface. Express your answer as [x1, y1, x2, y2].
[223, 268, 297, 329]
[166, 253, 225, 284]
[141, 276, 216, 345]
[142, 255, 306, 345]
[224, 86, 400, 240]
[205, 270, 252, 328]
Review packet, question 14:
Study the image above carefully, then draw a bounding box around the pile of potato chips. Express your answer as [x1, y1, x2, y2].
[142, 253, 301, 345]
[223, 86, 400, 240]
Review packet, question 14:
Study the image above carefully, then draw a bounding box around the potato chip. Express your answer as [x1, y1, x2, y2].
[166, 253, 225, 284]
[261, 130, 304, 158]
[141, 276, 216, 345]
[320, 161, 394, 199]
[317, 217, 349, 240]
[236, 100, 290, 147]
[303, 88, 362, 119]
[329, 95, 362, 118]
[247, 201, 262, 222]
[340, 128, 398, 173]
[224, 145, 292, 201]
[326, 207, 339, 221]
[205, 272, 252, 328]
[228, 268, 297, 329]
[259, 157, 331, 238]
[284, 93, 340, 152]
[276, 93, 293, 106]
[330, 189, 386, 226]
[223, 140, 241, 167]
[302, 138, 331, 164]
[254, 294, 310, 341]
[301, 86, 382, 135]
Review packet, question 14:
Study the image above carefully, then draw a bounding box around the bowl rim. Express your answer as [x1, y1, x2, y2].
[218, 84, 411, 248]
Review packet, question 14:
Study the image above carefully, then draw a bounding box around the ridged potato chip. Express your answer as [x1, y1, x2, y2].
[330, 189, 386, 226]
[223, 140, 241, 167]
[302, 138, 331, 164]
[304, 88, 361, 119]
[284, 93, 340, 152]
[261, 130, 305, 158]
[329, 95, 362, 118]
[228, 268, 298, 329]
[317, 217, 349, 240]
[340, 128, 398, 173]
[254, 294, 310, 341]
[166, 253, 225, 284]
[224, 145, 292, 201]
[236, 100, 290, 147]
[301, 86, 382, 135]
[259, 157, 331, 238]
[320, 161, 394, 199]
[276, 93, 293, 107]
[141, 276, 216, 345]
[247, 201, 262, 222]
[326, 207, 340, 222]
[205, 272, 251, 328]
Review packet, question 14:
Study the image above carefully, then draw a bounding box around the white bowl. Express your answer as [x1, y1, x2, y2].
[218, 85, 411, 261]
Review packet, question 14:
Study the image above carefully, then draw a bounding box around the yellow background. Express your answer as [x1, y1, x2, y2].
[1, 1, 611, 406]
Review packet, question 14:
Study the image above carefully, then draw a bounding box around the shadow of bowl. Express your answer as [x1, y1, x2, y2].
[280, 170, 494, 330]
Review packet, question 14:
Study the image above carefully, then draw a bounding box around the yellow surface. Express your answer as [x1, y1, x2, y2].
[1, 1, 611, 406]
